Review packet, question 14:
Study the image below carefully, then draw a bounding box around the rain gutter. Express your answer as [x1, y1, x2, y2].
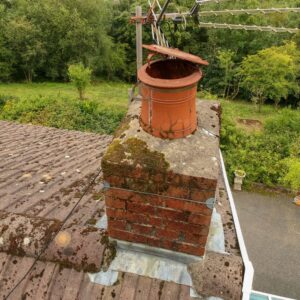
[219, 150, 254, 300]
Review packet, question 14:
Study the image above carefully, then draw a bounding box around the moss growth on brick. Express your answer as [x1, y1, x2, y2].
[114, 116, 131, 138]
[102, 137, 170, 174]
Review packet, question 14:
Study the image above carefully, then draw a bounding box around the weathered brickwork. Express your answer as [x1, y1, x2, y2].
[102, 101, 220, 257]
[103, 154, 218, 257]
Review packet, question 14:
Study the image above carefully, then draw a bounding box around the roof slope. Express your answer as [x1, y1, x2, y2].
[0, 251, 195, 300]
[0, 121, 197, 300]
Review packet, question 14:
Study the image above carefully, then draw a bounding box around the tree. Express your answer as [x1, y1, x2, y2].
[68, 63, 92, 100]
[217, 50, 237, 99]
[239, 43, 298, 111]
[5, 17, 45, 82]
[0, 0, 124, 81]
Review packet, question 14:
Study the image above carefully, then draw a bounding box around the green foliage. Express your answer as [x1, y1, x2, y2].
[239, 43, 298, 111]
[1, 0, 299, 104]
[220, 100, 300, 188]
[216, 50, 237, 99]
[283, 158, 300, 192]
[68, 63, 92, 100]
[0, 0, 125, 82]
[0, 95, 125, 134]
[157, 0, 300, 106]
[0, 82, 129, 134]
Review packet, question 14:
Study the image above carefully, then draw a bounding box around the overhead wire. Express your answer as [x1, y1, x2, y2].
[162, 7, 300, 18]
[156, 3, 300, 35]
[197, 22, 299, 33]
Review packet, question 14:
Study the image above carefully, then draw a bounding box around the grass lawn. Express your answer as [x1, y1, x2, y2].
[198, 91, 280, 129]
[0, 82, 282, 131]
[0, 82, 130, 134]
[0, 82, 130, 110]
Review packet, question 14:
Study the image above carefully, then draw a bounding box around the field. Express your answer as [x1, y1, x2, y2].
[0, 82, 129, 110]
[0, 82, 130, 134]
[0, 83, 299, 190]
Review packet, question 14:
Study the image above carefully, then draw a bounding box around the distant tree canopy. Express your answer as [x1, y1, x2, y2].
[239, 43, 298, 111]
[0, 0, 127, 82]
[0, 0, 299, 105]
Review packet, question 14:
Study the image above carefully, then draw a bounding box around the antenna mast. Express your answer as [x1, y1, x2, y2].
[134, 0, 300, 48]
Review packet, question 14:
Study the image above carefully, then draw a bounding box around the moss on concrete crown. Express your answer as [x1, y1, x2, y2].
[102, 137, 170, 172]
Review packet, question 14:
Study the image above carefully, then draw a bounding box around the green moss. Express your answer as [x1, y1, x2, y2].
[92, 192, 104, 201]
[86, 218, 97, 225]
[102, 137, 170, 174]
[100, 235, 117, 272]
[114, 116, 131, 138]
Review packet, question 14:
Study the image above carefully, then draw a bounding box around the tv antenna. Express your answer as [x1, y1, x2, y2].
[132, 0, 300, 51]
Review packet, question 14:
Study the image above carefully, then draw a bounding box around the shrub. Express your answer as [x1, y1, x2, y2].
[68, 63, 92, 100]
[283, 158, 300, 192]
[220, 111, 299, 188]
[0, 95, 19, 109]
[0, 95, 126, 134]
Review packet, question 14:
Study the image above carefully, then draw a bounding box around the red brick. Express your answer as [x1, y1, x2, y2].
[148, 216, 162, 227]
[190, 177, 217, 190]
[132, 223, 153, 236]
[184, 233, 208, 245]
[188, 214, 212, 226]
[180, 174, 191, 186]
[190, 190, 215, 202]
[105, 189, 114, 198]
[129, 193, 144, 204]
[156, 228, 180, 240]
[189, 190, 207, 202]
[108, 228, 132, 241]
[165, 198, 185, 210]
[124, 211, 148, 224]
[125, 178, 148, 191]
[105, 197, 125, 209]
[127, 202, 156, 215]
[106, 207, 125, 219]
[177, 243, 205, 256]
[130, 233, 148, 244]
[183, 232, 199, 244]
[146, 236, 162, 248]
[112, 189, 133, 200]
[164, 220, 190, 232]
[130, 167, 149, 180]
[110, 229, 161, 247]
[130, 194, 164, 207]
[164, 220, 209, 236]
[189, 225, 209, 236]
[106, 175, 125, 186]
[152, 173, 165, 183]
[166, 186, 189, 198]
[108, 228, 145, 244]
[108, 219, 127, 231]
[147, 195, 164, 206]
[161, 240, 178, 251]
[184, 201, 212, 215]
[167, 173, 181, 185]
[156, 207, 189, 222]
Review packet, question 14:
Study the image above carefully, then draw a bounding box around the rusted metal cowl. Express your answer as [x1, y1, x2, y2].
[138, 44, 208, 139]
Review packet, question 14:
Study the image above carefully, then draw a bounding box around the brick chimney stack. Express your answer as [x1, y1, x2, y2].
[102, 100, 220, 257]
[102, 45, 219, 257]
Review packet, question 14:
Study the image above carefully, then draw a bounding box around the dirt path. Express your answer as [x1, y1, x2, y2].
[233, 191, 300, 299]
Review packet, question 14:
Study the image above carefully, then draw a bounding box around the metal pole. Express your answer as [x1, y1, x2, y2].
[136, 6, 143, 78]
[157, 0, 171, 25]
